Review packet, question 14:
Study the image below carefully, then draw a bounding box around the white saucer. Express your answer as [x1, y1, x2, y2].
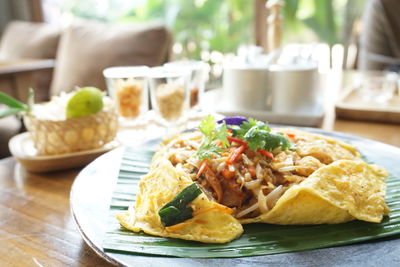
[9, 132, 120, 173]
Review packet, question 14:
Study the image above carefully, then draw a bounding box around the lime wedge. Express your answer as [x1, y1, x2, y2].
[66, 87, 104, 119]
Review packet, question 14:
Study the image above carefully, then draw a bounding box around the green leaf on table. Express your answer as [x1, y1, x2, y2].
[0, 91, 29, 118]
[0, 92, 27, 110]
[103, 146, 400, 258]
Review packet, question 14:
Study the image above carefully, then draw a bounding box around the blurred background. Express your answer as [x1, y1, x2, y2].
[1, 0, 400, 158]
[0, 0, 366, 86]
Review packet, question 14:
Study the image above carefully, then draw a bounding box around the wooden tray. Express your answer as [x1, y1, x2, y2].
[336, 85, 400, 124]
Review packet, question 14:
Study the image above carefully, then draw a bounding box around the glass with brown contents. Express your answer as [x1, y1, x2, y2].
[164, 61, 209, 109]
[103, 66, 149, 125]
[149, 66, 190, 128]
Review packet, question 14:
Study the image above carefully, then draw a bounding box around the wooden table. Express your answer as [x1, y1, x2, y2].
[1, 118, 399, 266]
[0, 158, 111, 266]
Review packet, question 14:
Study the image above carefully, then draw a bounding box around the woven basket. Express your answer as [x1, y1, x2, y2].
[24, 104, 118, 155]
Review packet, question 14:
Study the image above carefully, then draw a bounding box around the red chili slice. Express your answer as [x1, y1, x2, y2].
[258, 149, 274, 159]
[227, 136, 248, 146]
[287, 133, 296, 139]
[227, 145, 246, 164]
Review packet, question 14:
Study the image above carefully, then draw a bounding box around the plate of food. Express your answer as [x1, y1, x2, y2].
[70, 115, 400, 266]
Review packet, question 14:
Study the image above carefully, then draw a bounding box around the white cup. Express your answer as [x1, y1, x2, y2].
[222, 66, 272, 111]
[269, 63, 318, 114]
[222, 63, 319, 114]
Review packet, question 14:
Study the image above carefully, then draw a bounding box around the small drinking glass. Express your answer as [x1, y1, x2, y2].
[354, 71, 398, 104]
[103, 66, 149, 125]
[164, 61, 209, 109]
[148, 66, 190, 129]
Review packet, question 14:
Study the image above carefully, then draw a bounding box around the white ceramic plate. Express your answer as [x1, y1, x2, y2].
[9, 132, 120, 173]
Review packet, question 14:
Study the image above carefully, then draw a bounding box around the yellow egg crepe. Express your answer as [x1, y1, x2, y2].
[117, 116, 389, 243]
[116, 154, 244, 243]
[240, 159, 389, 225]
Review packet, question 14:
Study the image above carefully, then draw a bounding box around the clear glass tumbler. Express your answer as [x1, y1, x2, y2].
[148, 66, 190, 128]
[103, 66, 149, 125]
[164, 61, 209, 109]
[354, 71, 398, 104]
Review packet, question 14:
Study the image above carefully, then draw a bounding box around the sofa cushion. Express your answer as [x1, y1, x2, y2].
[0, 21, 61, 60]
[50, 22, 171, 96]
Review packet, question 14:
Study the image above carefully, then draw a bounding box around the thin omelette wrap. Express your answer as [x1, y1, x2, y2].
[116, 151, 244, 243]
[117, 115, 389, 243]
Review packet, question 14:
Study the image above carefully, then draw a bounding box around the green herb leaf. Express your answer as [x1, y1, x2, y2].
[198, 115, 216, 143]
[244, 128, 268, 151]
[195, 116, 291, 158]
[0, 92, 27, 109]
[215, 122, 229, 148]
[234, 118, 271, 139]
[195, 115, 229, 160]
[232, 118, 290, 152]
[0, 91, 30, 118]
[262, 132, 291, 151]
[196, 142, 222, 161]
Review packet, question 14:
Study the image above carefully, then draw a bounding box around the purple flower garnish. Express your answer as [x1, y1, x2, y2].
[217, 116, 248, 126]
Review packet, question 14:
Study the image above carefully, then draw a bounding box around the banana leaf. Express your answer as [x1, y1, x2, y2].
[103, 144, 400, 258]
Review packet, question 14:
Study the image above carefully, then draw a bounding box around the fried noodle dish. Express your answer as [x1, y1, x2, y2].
[117, 115, 389, 243]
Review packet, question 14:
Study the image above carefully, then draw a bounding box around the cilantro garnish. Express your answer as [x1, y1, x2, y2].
[232, 118, 290, 151]
[195, 115, 229, 160]
[195, 116, 292, 160]
[195, 142, 222, 161]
